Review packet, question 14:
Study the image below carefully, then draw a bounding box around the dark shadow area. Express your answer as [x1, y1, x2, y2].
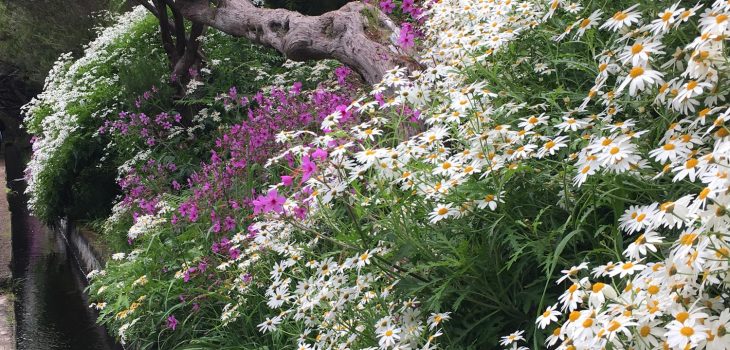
[4, 141, 121, 350]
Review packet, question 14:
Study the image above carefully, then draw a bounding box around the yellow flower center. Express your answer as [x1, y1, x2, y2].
[569, 310, 581, 322]
[680, 326, 695, 337]
[685, 158, 698, 169]
[631, 43, 644, 55]
[679, 233, 698, 246]
[661, 11, 673, 22]
[629, 66, 645, 78]
[698, 187, 711, 200]
[613, 11, 628, 21]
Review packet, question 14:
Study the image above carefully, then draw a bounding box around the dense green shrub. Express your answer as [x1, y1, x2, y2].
[24, 0, 730, 350]
[23, 7, 286, 223]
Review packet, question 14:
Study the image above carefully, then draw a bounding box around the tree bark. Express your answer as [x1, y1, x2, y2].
[169, 0, 417, 85]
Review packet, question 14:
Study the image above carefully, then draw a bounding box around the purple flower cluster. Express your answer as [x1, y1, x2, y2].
[99, 110, 182, 147]
[173, 82, 355, 250]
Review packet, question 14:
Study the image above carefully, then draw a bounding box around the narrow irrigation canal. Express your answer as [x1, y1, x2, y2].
[4, 145, 119, 350]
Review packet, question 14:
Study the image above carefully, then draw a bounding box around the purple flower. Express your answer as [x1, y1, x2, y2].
[401, 0, 415, 14]
[301, 155, 317, 183]
[184, 267, 197, 282]
[335, 66, 351, 85]
[166, 315, 178, 330]
[379, 0, 396, 14]
[397, 23, 416, 50]
[253, 189, 286, 214]
[290, 82, 302, 95]
[241, 273, 252, 283]
[312, 148, 328, 161]
[281, 175, 293, 186]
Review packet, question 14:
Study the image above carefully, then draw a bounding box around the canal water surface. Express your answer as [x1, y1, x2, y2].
[5, 144, 119, 350]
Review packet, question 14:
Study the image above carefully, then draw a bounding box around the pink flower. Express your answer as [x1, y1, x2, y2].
[253, 189, 286, 214]
[335, 66, 351, 85]
[312, 148, 328, 161]
[380, 0, 396, 14]
[301, 155, 317, 182]
[281, 175, 293, 186]
[397, 23, 416, 49]
[401, 0, 416, 14]
[166, 315, 178, 330]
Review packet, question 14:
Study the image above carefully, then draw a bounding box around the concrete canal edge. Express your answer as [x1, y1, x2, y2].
[56, 220, 123, 350]
[0, 159, 16, 350]
[56, 220, 112, 277]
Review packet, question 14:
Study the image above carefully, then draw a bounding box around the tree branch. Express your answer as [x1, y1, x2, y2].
[165, 0, 188, 57]
[134, 0, 160, 18]
[154, 0, 179, 64]
[172, 22, 206, 79]
[169, 0, 417, 85]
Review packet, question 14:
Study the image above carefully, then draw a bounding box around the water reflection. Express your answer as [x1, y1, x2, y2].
[5, 144, 118, 350]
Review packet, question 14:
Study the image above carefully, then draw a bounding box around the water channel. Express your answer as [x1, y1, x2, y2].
[4, 144, 119, 350]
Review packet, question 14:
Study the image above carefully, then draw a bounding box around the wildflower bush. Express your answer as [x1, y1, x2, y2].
[22, 7, 285, 223]
[24, 0, 730, 349]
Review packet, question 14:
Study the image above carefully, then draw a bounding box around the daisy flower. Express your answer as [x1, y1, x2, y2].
[616, 65, 664, 96]
[536, 305, 561, 329]
[499, 330, 525, 346]
[601, 5, 642, 32]
[666, 317, 708, 349]
[574, 10, 603, 38]
[257, 315, 282, 333]
[429, 203, 457, 223]
[377, 326, 401, 348]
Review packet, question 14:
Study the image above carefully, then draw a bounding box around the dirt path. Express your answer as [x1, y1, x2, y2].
[0, 159, 16, 349]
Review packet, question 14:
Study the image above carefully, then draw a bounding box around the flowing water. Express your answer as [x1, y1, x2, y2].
[5, 144, 119, 350]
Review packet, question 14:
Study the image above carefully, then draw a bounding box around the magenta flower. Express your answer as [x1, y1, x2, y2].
[301, 155, 317, 182]
[253, 189, 286, 214]
[380, 0, 396, 14]
[166, 315, 178, 330]
[312, 148, 328, 161]
[401, 0, 415, 14]
[335, 66, 351, 85]
[281, 175, 293, 186]
[398, 23, 416, 49]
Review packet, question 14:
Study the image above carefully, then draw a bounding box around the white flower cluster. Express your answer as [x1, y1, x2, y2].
[21, 6, 149, 213]
[218, 217, 450, 350]
[260, 0, 730, 349]
[127, 214, 166, 240]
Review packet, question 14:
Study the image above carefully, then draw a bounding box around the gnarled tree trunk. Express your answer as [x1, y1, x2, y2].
[168, 0, 418, 85]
